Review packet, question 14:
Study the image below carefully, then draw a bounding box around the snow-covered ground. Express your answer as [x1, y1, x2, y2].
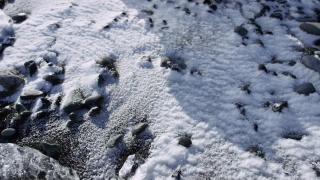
[1, 0, 320, 179]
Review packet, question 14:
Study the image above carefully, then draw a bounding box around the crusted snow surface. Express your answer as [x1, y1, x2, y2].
[0, 0, 320, 179]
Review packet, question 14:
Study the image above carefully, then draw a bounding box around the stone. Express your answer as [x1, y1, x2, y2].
[20, 90, 44, 100]
[263, 101, 270, 108]
[282, 134, 302, 140]
[88, 106, 100, 117]
[247, 146, 264, 158]
[241, 84, 250, 94]
[254, 12, 263, 19]
[296, 17, 318, 22]
[98, 74, 105, 87]
[258, 64, 267, 73]
[1, 128, 16, 137]
[235, 102, 245, 115]
[84, 94, 103, 108]
[0, 69, 25, 98]
[253, 123, 258, 132]
[270, 71, 278, 76]
[41, 142, 60, 157]
[24, 61, 37, 76]
[294, 83, 316, 95]
[62, 89, 85, 113]
[11, 13, 27, 23]
[36, 111, 49, 119]
[160, 56, 187, 71]
[95, 56, 119, 78]
[132, 123, 148, 136]
[301, 56, 320, 73]
[270, 12, 283, 20]
[20, 111, 31, 120]
[14, 102, 27, 113]
[68, 112, 77, 122]
[40, 98, 51, 109]
[234, 26, 248, 37]
[282, 72, 296, 79]
[299, 22, 320, 35]
[272, 101, 288, 112]
[288, 60, 296, 66]
[178, 136, 192, 148]
[106, 134, 123, 148]
[43, 74, 63, 85]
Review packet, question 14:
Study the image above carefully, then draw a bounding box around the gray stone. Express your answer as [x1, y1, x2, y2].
[299, 22, 320, 35]
[234, 26, 248, 37]
[41, 142, 60, 157]
[1, 128, 16, 137]
[294, 83, 316, 95]
[270, 13, 283, 20]
[62, 89, 85, 113]
[20, 90, 44, 100]
[43, 74, 63, 85]
[84, 94, 103, 108]
[106, 134, 123, 148]
[301, 56, 320, 73]
[0, 69, 25, 98]
[272, 101, 288, 112]
[178, 136, 192, 148]
[14, 102, 27, 113]
[132, 123, 148, 136]
[160, 56, 187, 71]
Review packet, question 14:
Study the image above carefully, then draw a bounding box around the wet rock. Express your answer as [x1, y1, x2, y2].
[258, 64, 267, 73]
[301, 56, 320, 73]
[20, 90, 44, 100]
[178, 136, 192, 148]
[272, 101, 288, 112]
[160, 56, 187, 71]
[234, 26, 248, 37]
[106, 134, 123, 148]
[299, 22, 320, 35]
[84, 94, 103, 108]
[282, 134, 302, 140]
[270, 12, 283, 20]
[132, 123, 148, 136]
[62, 89, 84, 113]
[294, 83, 316, 95]
[11, 13, 27, 24]
[0, 69, 25, 98]
[24, 61, 37, 76]
[96, 56, 119, 77]
[43, 74, 63, 85]
[247, 146, 265, 158]
[41, 142, 60, 157]
[1, 128, 16, 137]
[288, 60, 296, 66]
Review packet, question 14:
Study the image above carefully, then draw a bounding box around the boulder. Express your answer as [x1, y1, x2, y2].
[299, 22, 320, 35]
[301, 56, 320, 73]
[294, 83, 316, 95]
[0, 69, 24, 98]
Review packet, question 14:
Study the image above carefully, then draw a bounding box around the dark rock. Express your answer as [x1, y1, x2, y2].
[95, 56, 119, 78]
[203, 0, 211, 5]
[235, 102, 245, 115]
[40, 98, 51, 109]
[271, 60, 283, 64]
[282, 72, 296, 79]
[11, 13, 27, 24]
[265, 31, 273, 35]
[178, 136, 192, 148]
[106, 134, 123, 148]
[301, 56, 320, 73]
[41, 142, 60, 157]
[209, 4, 217, 11]
[0, 69, 25, 98]
[253, 123, 258, 132]
[160, 56, 187, 71]
[88, 106, 100, 117]
[24, 61, 37, 76]
[132, 123, 148, 136]
[270, 71, 278, 76]
[299, 22, 320, 35]
[272, 101, 288, 112]
[14, 102, 27, 113]
[270, 13, 283, 20]
[36, 111, 49, 119]
[84, 94, 103, 108]
[258, 64, 267, 73]
[288, 60, 296, 66]
[20, 111, 31, 120]
[263, 101, 270, 108]
[260, 5, 270, 14]
[294, 83, 316, 95]
[254, 12, 263, 19]
[282, 134, 302, 140]
[234, 26, 248, 37]
[62, 89, 84, 113]
[314, 39, 320, 46]
[141, 10, 154, 15]
[43, 74, 63, 85]
[98, 74, 105, 87]
[1, 128, 16, 137]
[20, 90, 44, 100]
[296, 17, 318, 22]
[241, 84, 251, 94]
[182, 8, 191, 14]
[68, 112, 77, 122]
[247, 146, 265, 158]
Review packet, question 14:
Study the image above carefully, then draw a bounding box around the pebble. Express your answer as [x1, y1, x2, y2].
[282, 134, 302, 140]
[1, 128, 16, 137]
[301, 56, 320, 73]
[258, 64, 267, 73]
[234, 26, 248, 37]
[24, 61, 37, 77]
[41, 142, 60, 157]
[294, 82, 316, 95]
[299, 22, 320, 35]
[106, 134, 123, 148]
[20, 90, 44, 100]
[43, 74, 63, 85]
[84, 94, 103, 108]
[178, 136, 192, 148]
[11, 13, 27, 23]
[132, 123, 148, 136]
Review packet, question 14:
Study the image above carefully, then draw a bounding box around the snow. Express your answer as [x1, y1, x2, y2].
[0, 0, 320, 179]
